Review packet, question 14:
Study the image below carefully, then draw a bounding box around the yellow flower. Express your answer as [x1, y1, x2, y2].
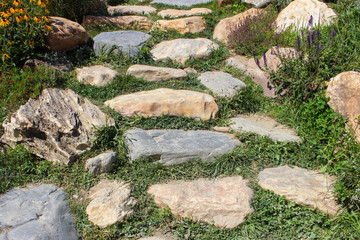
[29, 41, 35, 47]
[1, 2, 8, 7]
[13, 0, 20, 7]
[42, 16, 49, 22]
[10, 7, 18, 14]
[41, 2, 46, 7]
[23, 15, 29, 21]
[2, 53, 10, 60]
[2, 19, 10, 26]
[33, 16, 41, 23]
[16, 16, 22, 22]
[46, 0, 49, 3]
[37, 0, 42, 5]
[7, 42, 12, 46]
[45, 9, 49, 13]
[44, 25, 51, 32]
[19, 8, 26, 14]
[1, 11, 11, 18]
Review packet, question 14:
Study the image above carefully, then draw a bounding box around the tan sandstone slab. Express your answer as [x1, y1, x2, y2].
[107, 5, 157, 16]
[275, 0, 337, 33]
[258, 166, 340, 216]
[126, 65, 187, 81]
[76, 65, 118, 87]
[158, 8, 212, 18]
[83, 15, 153, 31]
[104, 88, 218, 121]
[326, 71, 360, 141]
[152, 16, 206, 34]
[148, 176, 254, 228]
[86, 180, 136, 228]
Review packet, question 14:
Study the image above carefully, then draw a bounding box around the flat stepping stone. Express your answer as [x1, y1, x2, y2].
[0, 184, 78, 240]
[83, 15, 153, 31]
[258, 166, 340, 216]
[93, 31, 152, 57]
[107, 5, 157, 16]
[151, 38, 219, 64]
[104, 88, 219, 121]
[152, 16, 206, 34]
[126, 64, 187, 81]
[158, 8, 212, 18]
[198, 71, 246, 98]
[86, 180, 136, 228]
[125, 128, 241, 165]
[230, 114, 301, 142]
[243, 0, 271, 8]
[148, 176, 254, 228]
[151, 0, 213, 7]
[75, 65, 118, 87]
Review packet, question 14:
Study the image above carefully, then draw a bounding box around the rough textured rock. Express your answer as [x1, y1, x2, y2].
[86, 180, 136, 228]
[85, 152, 117, 175]
[139, 234, 173, 240]
[152, 16, 206, 34]
[0, 184, 78, 240]
[83, 15, 153, 30]
[258, 166, 340, 216]
[151, 38, 219, 64]
[158, 8, 212, 18]
[126, 65, 187, 81]
[125, 128, 241, 165]
[243, 0, 271, 8]
[46, 17, 89, 51]
[1, 88, 114, 164]
[198, 71, 246, 98]
[213, 8, 262, 44]
[93, 31, 152, 57]
[148, 176, 254, 228]
[23, 59, 71, 72]
[326, 71, 360, 141]
[75, 65, 118, 87]
[230, 114, 301, 142]
[151, 0, 213, 7]
[104, 88, 219, 121]
[107, 5, 157, 15]
[275, 0, 337, 33]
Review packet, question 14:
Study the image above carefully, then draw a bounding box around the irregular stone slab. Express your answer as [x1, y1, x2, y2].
[158, 8, 212, 18]
[75, 65, 118, 87]
[125, 128, 241, 165]
[243, 0, 271, 8]
[1, 88, 114, 164]
[151, 38, 219, 64]
[93, 31, 152, 57]
[326, 71, 360, 141]
[126, 65, 187, 82]
[258, 166, 340, 216]
[198, 71, 246, 98]
[83, 15, 153, 31]
[85, 152, 117, 175]
[275, 0, 337, 33]
[230, 114, 301, 142]
[23, 58, 71, 72]
[213, 8, 262, 44]
[104, 88, 219, 121]
[107, 5, 157, 16]
[152, 16, 206, 34]
[151, 0, 213, 7]
[86, 180, 136, 228]
[148, 176, 254, 228]
[0, 184, 78, 240]
[47, 17, 89, 51]
[139, 234, 173, 240]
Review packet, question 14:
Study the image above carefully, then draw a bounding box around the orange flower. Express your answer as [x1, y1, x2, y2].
[7, 42, 12, 46]
[19, 8, 26, 14]
[13, 0, 20, 7]
[44, 25, 51, 32]
[1, 11, 11, 18]
[29, 41, 35, 47]
[45, 9, 49, 13]
[0, 19, 10, 26]
[40, 2, 46, 7]
[2, 53, 10, 60]
[33, 16, 41, 23]
[23, 15, 29, 21]
[10, 7, 18, 14]
[15, 16, 22, 22]
[1, 2, 8, 7]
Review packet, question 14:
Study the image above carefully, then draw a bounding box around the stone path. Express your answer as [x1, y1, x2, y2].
[158, 8, 212, 18]
[152, 16, 206, 34]
[83, 16, 153, 30]
[75, 65, 118, 87]
[127, 65, 188, 81]
[151, 0, 213, 7]
[107, 5, 157, 16]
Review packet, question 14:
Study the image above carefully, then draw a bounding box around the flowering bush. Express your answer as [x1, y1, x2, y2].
[0, 0, 51, 67]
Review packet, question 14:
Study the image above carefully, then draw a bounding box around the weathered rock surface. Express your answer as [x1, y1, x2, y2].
[23, 59, 71, 72]
[107, 5, 157, 15]
[275, 0, 337, 32]
[83, 15, 153, 31]
[85, 152, 117, 175]
[326, 71, 360, 141]
[86, 180, 136, 228]
[213, 8, 262, 44]
[47, 17, 89, 51]
[258, 166, 340, 216]
[93, 31, 152, 57]
[230, 114, 301, 142]
[0, 184, 78, 240]
[125, 128, 241, 165]
[75, 65, 118, 87]
[1, 88, 114, 164]
[243, 0, 271, 8]
[127, 65, 187, 82]
[151, 38, 219, 64]
[151, 0, 213, 7]
[139, 234, 173, 240]
[198, 71, 246, 98]
[152, 16, 206, 34]
[158, 8, 212, 18]
[104, 88, 219, 120]
[148, 176, 254, 228]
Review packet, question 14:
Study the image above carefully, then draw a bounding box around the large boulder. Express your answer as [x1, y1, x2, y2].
[1, 88, 114, 164]
[104, 88, 219, 121]
[0, 184, 78, 240]
[158, 8, 212, 18]
[125, 128, 241, 165]
[152, 16, 206, 34]
[151, 0, 213, 7]
[107, 5, 157, 15]
[75, 65, 118, 87]
[126, 65, 187, 82]
[46, 17, 89, 51]
[83, 16, 153, 31]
